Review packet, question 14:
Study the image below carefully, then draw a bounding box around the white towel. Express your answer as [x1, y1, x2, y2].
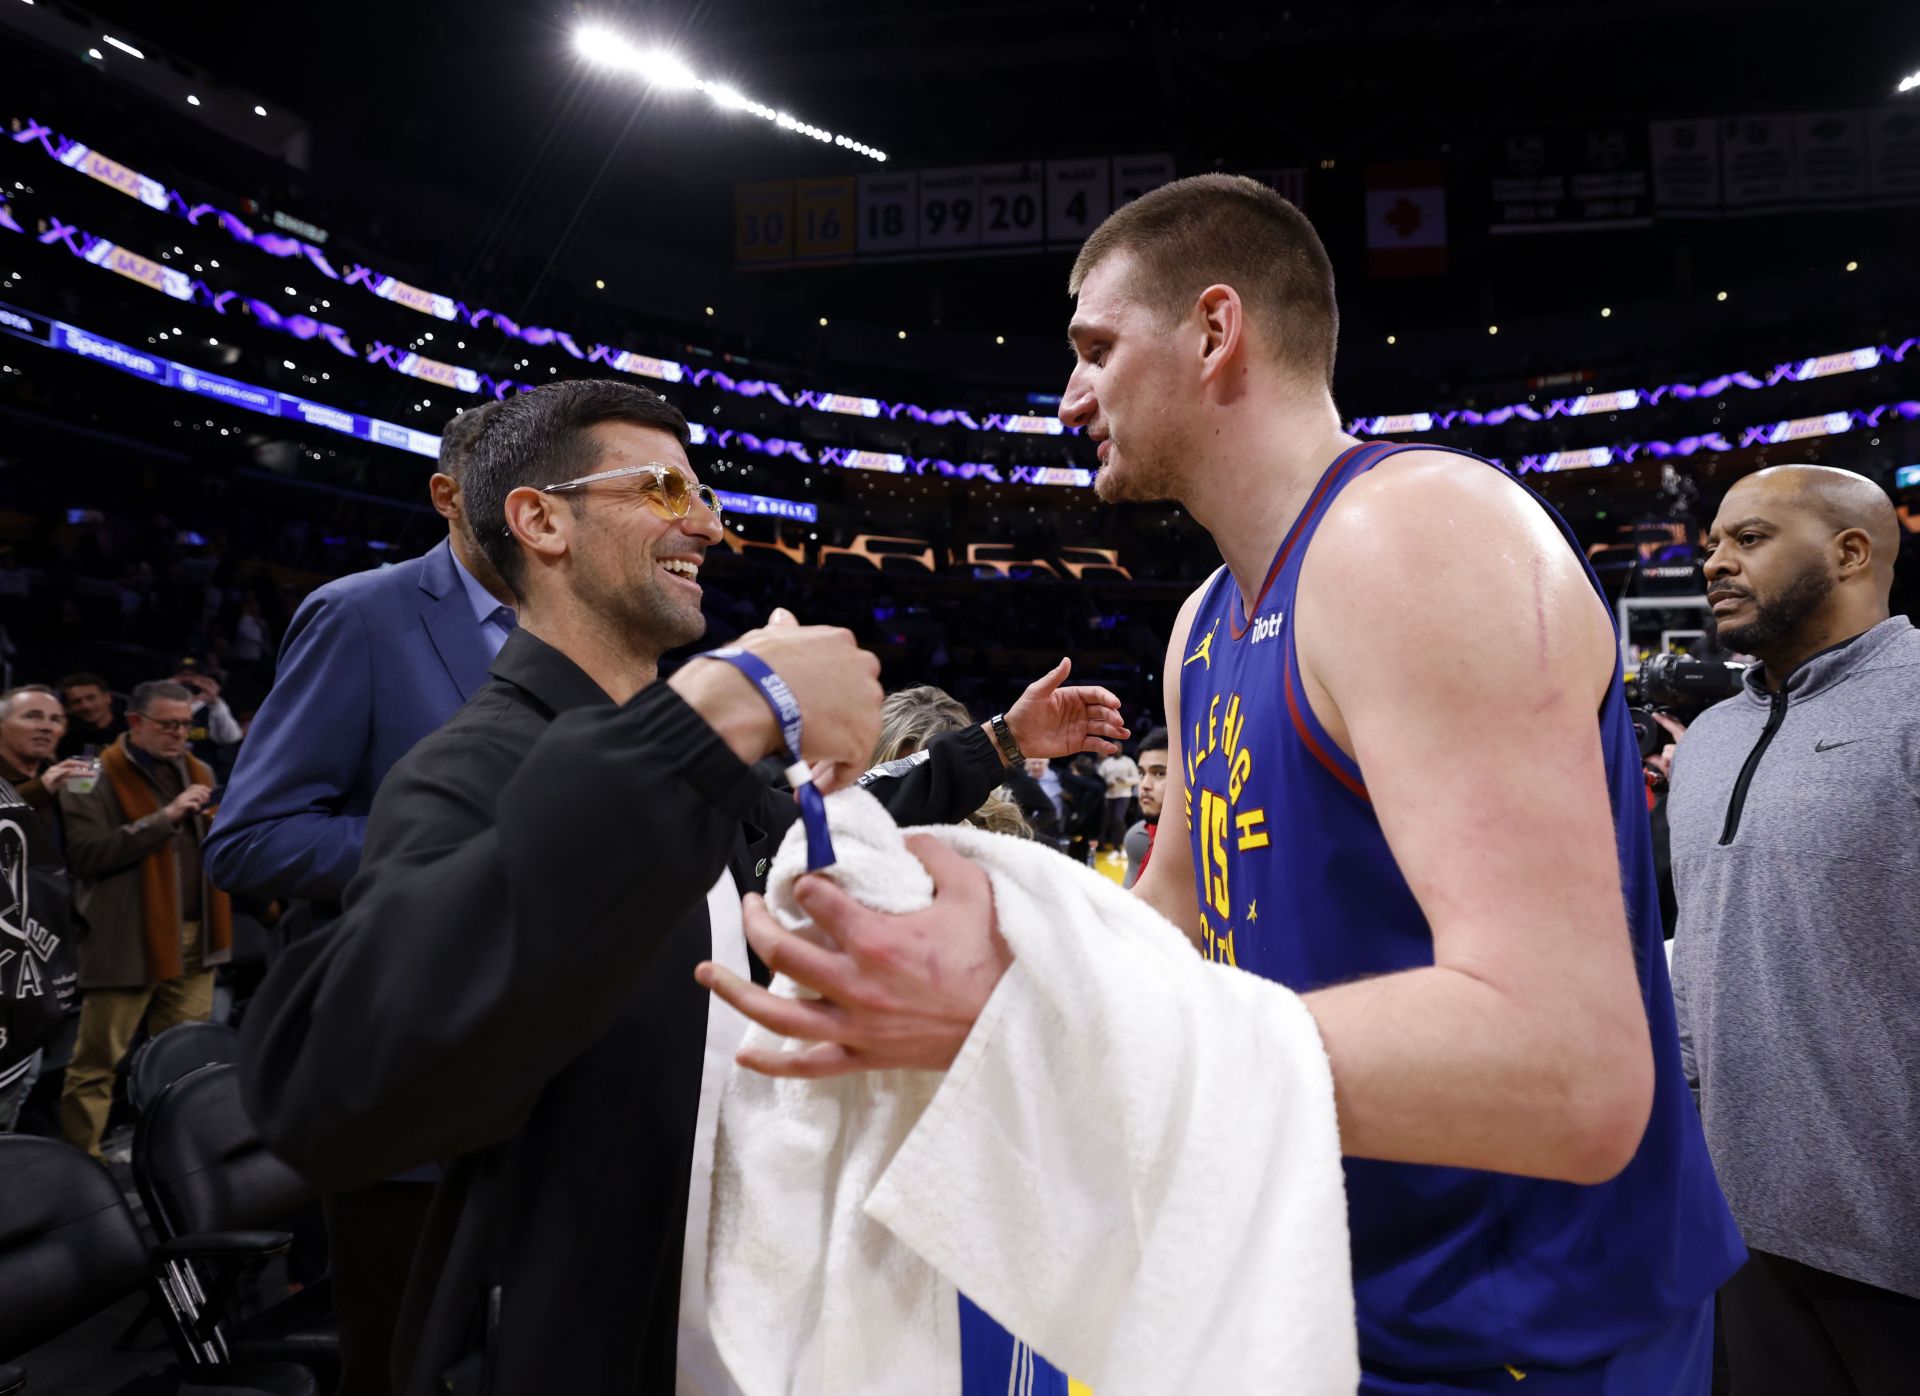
[708, 787, 1357, 1396]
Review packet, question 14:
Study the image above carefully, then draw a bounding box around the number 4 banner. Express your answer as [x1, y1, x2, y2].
[1047, 158, 1110, 247]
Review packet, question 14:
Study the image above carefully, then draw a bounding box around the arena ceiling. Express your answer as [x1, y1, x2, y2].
[53, 0, 1920, 345]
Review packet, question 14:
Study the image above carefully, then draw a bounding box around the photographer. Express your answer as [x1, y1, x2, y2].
[1667, 466, 1920, 1394]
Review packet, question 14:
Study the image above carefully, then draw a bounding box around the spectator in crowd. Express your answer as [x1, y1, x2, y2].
[1097, 745, 1141, 851]
[56, 672, 125, 759]
[0, 686, 84, 1130]
[1059, 752, 1107, 865]
[0, 683, 95, 818]
[56, 679, 227, 1159]
[1668, 465, 1920, 1393]
[204, 400, 511, 1396]
[1023, 755, 1065, 824]
[1121, 728, 1169, 889]
[235, 379, 1099, 1393]
[231, 595, 270, 674]
[1005, 758, 1063, 848]
[171, 659, 244, 778]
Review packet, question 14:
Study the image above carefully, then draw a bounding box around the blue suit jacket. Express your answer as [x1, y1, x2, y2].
[206, 538, 496, 905]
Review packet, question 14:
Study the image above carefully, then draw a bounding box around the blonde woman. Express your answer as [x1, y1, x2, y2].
[865, 686, 1033, 838]
[855, 660, 1129, 842]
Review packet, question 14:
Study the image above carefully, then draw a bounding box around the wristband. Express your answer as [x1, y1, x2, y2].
[704, 647, 836, 870]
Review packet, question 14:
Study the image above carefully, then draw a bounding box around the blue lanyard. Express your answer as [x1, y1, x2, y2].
[703, 647, 837, 870]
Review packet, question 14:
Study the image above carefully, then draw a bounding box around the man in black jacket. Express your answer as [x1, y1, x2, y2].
[239, 380, 1121, 1395]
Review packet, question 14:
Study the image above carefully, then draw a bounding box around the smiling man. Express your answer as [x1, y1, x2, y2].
[238, 379, 1122, 1396]
[238, 379, 888, 1396]
[1668, 464, 1920, 1396]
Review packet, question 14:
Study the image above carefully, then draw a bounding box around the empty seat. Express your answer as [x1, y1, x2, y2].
[0, 1134, 316, 1396]
[132, 1065, 338, 1383]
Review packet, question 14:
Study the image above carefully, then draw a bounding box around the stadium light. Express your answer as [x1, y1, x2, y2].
[1900, 71, 1920, 93]
[102, 35, 144, 59]
[572, 20, 887, 161]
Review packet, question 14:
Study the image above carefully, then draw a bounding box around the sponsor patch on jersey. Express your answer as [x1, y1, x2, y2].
[1249, 611, 1285, 643]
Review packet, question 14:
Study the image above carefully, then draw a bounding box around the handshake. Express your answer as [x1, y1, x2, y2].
[667, 607, 1129, 788]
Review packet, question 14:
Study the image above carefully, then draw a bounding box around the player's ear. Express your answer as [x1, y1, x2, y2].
[1195, 283, 1242, 381]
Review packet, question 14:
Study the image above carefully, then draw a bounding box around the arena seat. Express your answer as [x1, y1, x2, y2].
[0, 1134, 318, 1396]
[132, 1066, 339, 1387]
[128, 1023, 243, 1118]
[819, 533, 939, 572]
[965, 543, 1058, 578]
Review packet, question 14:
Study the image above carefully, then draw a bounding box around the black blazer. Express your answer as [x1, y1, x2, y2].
[239, 629, 1005, 1396]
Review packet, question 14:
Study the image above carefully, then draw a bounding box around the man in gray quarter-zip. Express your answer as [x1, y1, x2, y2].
[1668, 464, 1919, 1396]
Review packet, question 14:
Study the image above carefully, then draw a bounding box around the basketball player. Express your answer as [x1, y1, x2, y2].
[701, 176, 1743, 1392]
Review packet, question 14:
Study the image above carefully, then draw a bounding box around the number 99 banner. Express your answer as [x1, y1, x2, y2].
[739, 154, 1175, 268]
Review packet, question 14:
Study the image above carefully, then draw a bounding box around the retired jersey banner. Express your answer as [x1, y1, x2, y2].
[1653, 107, 1920, 217]
[1365, 162, 1447, 276]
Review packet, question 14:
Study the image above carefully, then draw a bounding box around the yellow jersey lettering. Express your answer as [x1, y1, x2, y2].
[1206, 693, 1221, 756]
[1198, 914, 1236, 966]
[1236, 808, 1270, 852]
[1222, 692, 1245, 758]
[1227, 746, 1253, 803]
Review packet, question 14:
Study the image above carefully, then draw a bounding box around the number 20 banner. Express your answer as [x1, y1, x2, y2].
[737, 154, 1177, 267]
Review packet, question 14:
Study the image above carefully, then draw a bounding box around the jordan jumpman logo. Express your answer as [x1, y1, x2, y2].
[1184, 619, 1219, 671]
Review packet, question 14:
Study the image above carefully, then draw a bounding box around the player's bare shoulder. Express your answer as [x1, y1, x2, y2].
[1298, 449, 1614, 695]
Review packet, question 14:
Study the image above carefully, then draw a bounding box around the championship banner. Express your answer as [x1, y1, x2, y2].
[1650, 119, 1721, 216]
[1490, 125, 1650, 233]
[1365, 162, 1447, 276]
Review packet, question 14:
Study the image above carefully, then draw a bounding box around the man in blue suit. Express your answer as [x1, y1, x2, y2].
[205, 400, 510, 1396]
[207, 402, 513, 911]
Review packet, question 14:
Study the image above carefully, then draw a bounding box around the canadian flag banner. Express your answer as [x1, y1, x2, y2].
[1365, 162, 1448, 276]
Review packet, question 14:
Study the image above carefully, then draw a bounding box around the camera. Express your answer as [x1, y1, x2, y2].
[1637, 652, 1748, 708]
[1627, 653, 1750, 763]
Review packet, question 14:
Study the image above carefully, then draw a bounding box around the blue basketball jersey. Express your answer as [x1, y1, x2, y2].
[1177, 441, 1743, 1376]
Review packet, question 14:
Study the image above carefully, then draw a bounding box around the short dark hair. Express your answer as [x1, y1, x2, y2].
[437, 398, 502, 482]
[1068, 173, 1339, 388]
[1135, 727, 1170, 759]
[60, 672, 110, 695]
[466, 379, 692, 595]
[129, 680, 193, 714]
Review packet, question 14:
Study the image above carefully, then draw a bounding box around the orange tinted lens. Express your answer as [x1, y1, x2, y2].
[667, 473, 695, 513]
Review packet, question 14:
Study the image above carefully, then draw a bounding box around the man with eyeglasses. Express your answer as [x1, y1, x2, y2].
[239, 378, 1128, 1396]
[56, 679, 232, 1158]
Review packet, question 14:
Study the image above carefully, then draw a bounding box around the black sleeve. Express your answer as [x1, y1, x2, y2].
[238, 684, 763, 1190]
[859, 723, 1008, 828]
